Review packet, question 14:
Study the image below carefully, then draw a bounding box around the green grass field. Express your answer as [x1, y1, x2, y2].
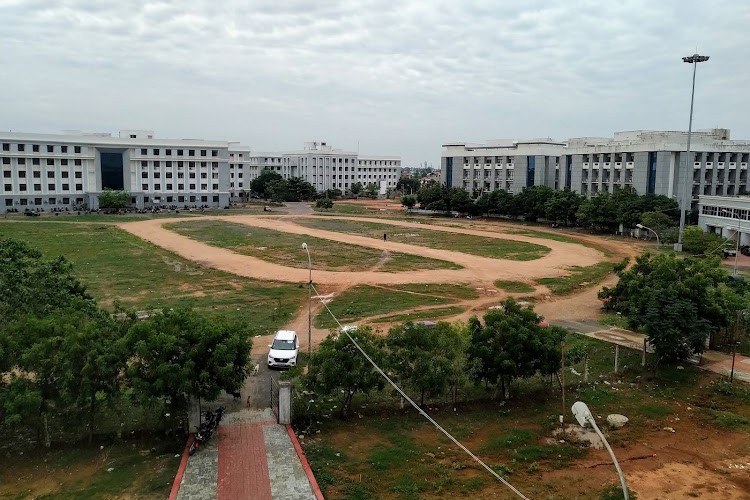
[536, 262, 616, 295]
[494, 280, 536, 293]
[370, 306, 465, 324]
[296, 218, 551, 261]
[316, 285, 457, 328]
[0, 438, 181, 499]
[0, 221, 304, 334]
[166, 220, 459, 272]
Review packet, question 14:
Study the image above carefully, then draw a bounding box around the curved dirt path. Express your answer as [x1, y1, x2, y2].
[118, 215, 606, 286]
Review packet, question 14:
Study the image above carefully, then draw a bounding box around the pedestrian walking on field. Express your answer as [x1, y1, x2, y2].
[383, 233, 387, 241]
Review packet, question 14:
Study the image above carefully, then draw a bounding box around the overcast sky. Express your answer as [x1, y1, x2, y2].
[1, 0, 748, 166]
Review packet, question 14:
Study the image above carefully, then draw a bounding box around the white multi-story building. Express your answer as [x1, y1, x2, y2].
[441, 139, 565, 195]
[0, 130, 233, 210]
[238, 142, 401, 197]
[442, 129, 750, 210]
[698, 195, 750, 245]
[0, 131, 402, 211]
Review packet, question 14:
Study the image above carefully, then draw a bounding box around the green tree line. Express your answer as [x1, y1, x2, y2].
[301, 299, 565, 419]
[0, 239, 252, 447]
[404, 184, 680, 230]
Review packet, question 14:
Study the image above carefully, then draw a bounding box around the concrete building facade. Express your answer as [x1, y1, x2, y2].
[1, 130, 232, 210]
[442, 129, 750, 209]
[698, 195, 750, 246]
[0, 132, 402, 210]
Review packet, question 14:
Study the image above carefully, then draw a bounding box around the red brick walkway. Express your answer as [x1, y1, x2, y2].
[217, 423, 273, 500]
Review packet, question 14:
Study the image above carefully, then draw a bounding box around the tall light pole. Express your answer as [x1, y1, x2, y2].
[675, 53, 710, 252]
[572, 402, 629, 499]
[636, 223, 660, 245]
[302, 243, 312, 358]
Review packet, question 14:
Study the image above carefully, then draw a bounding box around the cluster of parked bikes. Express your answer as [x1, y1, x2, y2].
[188, 406, 226, 456]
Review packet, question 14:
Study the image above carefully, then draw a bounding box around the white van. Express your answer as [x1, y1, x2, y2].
[267, 330, 299, 369]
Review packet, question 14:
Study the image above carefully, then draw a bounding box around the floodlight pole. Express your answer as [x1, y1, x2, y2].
[636, 223, 660, 245]
[572, 402, 629, 499]
[676, 53, 709, 252]
[302, 243, 312, 358]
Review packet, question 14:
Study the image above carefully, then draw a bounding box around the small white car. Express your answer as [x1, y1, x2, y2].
[267, 330, 299, 369]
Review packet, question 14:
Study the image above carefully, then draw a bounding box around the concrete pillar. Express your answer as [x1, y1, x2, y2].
[614, 345, 620, 374]
[278, 381, 292, 425]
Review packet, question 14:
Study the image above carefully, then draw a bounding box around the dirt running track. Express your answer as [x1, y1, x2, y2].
[118, 215, 606, 286]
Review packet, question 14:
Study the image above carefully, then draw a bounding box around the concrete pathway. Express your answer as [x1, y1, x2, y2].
[174, 407, 320, 500]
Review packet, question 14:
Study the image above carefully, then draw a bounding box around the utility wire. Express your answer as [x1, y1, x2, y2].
[309, 282, 530, 500]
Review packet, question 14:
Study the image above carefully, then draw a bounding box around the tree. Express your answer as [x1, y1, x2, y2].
[514, 186, 555, 221]
[641, 211, 676, 231]
[350, 182, 363, 195]
[98, 189, 131, 211]
[400, 195, 417, 209]
[304, 328, 385, 418]
[396, 176, 421, 195]
[365, 183, 379, 198]
[266, 179, 289, 203]
[599, 252, 746, 363]
[286, 177, 317, 201]
[122, 308, 252, 426]
[467, 299, 565, 399]
[0, 239, 95, 324]
[577, 193, 619, 231]
[315, 197, 334, 210]
[386, 322, 469, 405]
[545, 189, 584, 226]
[250, 168, 283, 198]
[681, 226, 727, 255]
[450, 188, 473, 214]
[416, 183, 444, 209]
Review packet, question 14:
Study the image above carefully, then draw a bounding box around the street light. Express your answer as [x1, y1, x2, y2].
[302, 242, 312, 358]
[675, 53, 710, 252]
[571, 402, 629, 500]
[635, 223, 660, 245]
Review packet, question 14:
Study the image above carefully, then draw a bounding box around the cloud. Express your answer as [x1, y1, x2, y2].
[1, 0, 748, 165]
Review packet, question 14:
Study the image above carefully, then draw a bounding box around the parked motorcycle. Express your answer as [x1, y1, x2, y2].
[188, 406, 226, 456]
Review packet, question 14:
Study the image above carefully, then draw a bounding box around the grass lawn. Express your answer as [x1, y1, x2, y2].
[166, 220, 458, 272]
[296, 218, 551, 261]
[301, 333, 750, 499]
[370, 306, 466, 324]
[494, 280, 536, 293]
[315, 285, 455, 328]
[314, 203, 369, 215]
[386, 283, 480, 300]
[0, 221, 304, 334]
[536, 261, 616, 295]
[0, 438, 182, 499]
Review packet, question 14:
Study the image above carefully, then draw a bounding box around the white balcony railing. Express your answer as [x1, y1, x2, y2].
[604, 162, 611, 168]
[582, 162, 590, 169]
[615, 162, 622, 169]
[694, 162, 702, 168]
[706, 162, 713, 169]
[718, 162, 725, 169]
[593, 162, 600, 168]
[742, 163, 749, 170]
[626, 162, 634, 169]
[729, 162, 737, 169]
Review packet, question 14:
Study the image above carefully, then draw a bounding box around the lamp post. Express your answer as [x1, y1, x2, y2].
[572, 402, 629, 499]
[635, 223, 660, 245]
[302, 243, 312, 358]
[675, 53, 710, 252]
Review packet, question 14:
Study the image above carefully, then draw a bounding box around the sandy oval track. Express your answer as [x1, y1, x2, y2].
[118, 215, 606, 286]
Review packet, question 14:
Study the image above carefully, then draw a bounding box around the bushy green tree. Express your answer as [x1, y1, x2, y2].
[98, 189, 131, 210]
[514, 186, 555, 222]
[386, 322, 469, 405]
[545, 189, 584, 226]
[599, 252, 746, 363]
[122, 308, 252, 424]
[468, 299, 565, 399]
[315, 197, 334, 210]
[250, 168, 283, 198]
[304, 327, 385, 418]
[400, 194, 417, 209]
[641, 211, 676, 231]
[350, 182, 363, 195]
[396, 176, 420, 195]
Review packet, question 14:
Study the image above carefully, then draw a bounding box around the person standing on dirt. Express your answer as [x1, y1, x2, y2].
[383, 233, 387, 242]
